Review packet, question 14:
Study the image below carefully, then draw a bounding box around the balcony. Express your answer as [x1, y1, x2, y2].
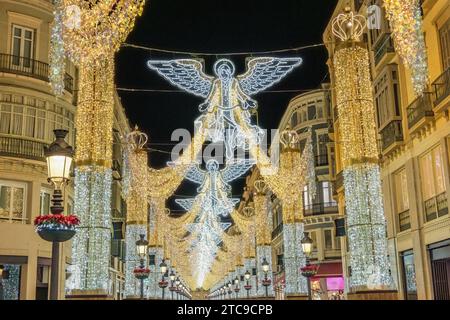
[0, 135, 47, 161]
[315, 154, 329, 167]
[373, 33, 395, 66]
[0, 53, 74, 94]
[398, 209, 411, 232]
[406, 92, 434, 133]
[334, 170, 344, 192]
[431, 67, 450, 112]
[380, 120, 403, 152]
[304, 202, 338, 217]
[271, 222, 283, 240]
[424, 192, 448, 222]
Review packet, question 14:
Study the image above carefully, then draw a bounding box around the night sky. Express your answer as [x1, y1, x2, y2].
[116, 0, 338, 211]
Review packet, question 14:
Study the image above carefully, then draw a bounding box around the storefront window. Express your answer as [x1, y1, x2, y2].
[0, 181, 26, 223]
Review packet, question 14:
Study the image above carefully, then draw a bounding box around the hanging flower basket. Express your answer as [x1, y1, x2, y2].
[300, 264, 319, 278]
[261, 278, 272, 286]
[34, 214, 79, 242]
[169, 286, 177, 292]
[158, 280, 169, 288]
[244, 284, 252, 290]
[234, 287, 240, 293]
[133, 267, 150, 280]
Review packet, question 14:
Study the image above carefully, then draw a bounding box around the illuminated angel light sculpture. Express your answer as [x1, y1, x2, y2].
[147, 58, 302, 159]
[175, 158, 254, 217]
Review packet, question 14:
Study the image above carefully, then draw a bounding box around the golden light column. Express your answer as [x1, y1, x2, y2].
[332, 8, 393, 293]
[122, 127, 149, 298]
[59, 0, 146, 292]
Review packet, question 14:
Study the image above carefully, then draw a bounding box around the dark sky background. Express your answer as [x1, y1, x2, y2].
[116, 0, 338, 212]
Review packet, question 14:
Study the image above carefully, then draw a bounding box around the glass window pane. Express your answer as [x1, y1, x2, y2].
[420, 152, 435, 200]
[324, 229, 333, 249]
[12, 187, 24, 220]
[433, 146, 446, 194]
[13, 27, 21, 37]
[0, 110, 11, 133]
[0, 185, 11, 218]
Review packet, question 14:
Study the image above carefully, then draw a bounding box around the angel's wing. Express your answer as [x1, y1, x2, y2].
[221, 158, 255, 183]
[237, 57, 303, 95]
[184, 164, 206, 185]
[147, 59, 214, 98]
[175, 198, 195, 211]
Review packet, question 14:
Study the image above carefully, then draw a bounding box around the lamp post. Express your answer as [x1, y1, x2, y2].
[135, 234, 149, 299]
[234, 276, 240, 299]
[301, 232, 315, 300]
[41, 129, 74, 300]
[244, 270, 252, 299]
[175, 277, 180, 300]
[169, 270, 176, 300]
[227, 281, 232, 299]
[159, 259, 168, 299]
[261, 257, 271, 297]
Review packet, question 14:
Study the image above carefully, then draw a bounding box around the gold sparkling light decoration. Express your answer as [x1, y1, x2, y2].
[333, 9, 393, 290]
[384, 0, 429, 95]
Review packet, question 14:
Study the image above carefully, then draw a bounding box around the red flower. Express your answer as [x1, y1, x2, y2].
[133, 267, 150, 274]
[34, 214, 80, 227]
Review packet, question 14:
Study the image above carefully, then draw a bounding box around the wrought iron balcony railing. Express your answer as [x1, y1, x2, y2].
[271, 222, 283, 240]
[304, 202, 338, 217]
[432, 67, 450, 107]
[0, 53, 74, 93]
[398, 209, 411, 232]
[424, 192, 448, 222]
[406, 92, 434, 129]
[373, 33, 395, 66]
[0, 135, 47, 161]
[380, 120, 403, 151]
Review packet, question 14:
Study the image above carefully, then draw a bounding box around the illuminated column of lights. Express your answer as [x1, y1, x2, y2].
[332, 9, 393, 291]
[124, 225, 148, 297]
[384, 0, 428, 96]
[123, 128, 149, 298]
[59, 0, 145, 292]
[148, 246, 163, 298]
[49, 0, 65, 95]
[148, 198, 165, 298]
[71, 57, 115, 291]
[71, 168, 112, 291]
[244, 257, 257, 297]
[253, 181, 274, 297]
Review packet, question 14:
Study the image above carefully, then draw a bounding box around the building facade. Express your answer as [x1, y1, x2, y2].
[324, 0, 450, 300]
[0, 0, 129, 300]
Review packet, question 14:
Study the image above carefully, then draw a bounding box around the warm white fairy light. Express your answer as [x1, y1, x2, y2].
[49, 0, 65, 95]
[332, 9, 393, 291]
[384, 0, 429, 96]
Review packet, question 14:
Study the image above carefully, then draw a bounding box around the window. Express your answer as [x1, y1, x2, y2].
[394, 168, 410, 231]
[0, 180, 27, 223]
[401, 250, 417, 300]
[322, 181, 337, 207]
[438, 18, 450, 70]
[419, 145, 448, 222]
[303, 185, 313, 209]
[40, 189, 51, 216]
[307, 105, 316, 121]
[310, 231, 317, 250]
[0, 104, 12, 133]
[324, 229, 333, 250]
[374, 64, 401, 128]
[11, 24, 34, 67]
[290, 112, 298, 128]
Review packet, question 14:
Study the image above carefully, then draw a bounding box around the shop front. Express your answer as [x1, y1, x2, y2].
[310, 262, 344, 300]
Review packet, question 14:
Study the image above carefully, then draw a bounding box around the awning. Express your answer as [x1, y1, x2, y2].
[311, 262, 343, 279]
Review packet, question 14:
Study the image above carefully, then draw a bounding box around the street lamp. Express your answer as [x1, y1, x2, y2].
[244, 270, 252, 299]
[301, 232, 316, 300]
[234, 276, 240, 299]
[135, 234, 149, 299]
[169, 270, 176, 300]
[159, 259, 168, 299]
[41, 129, 74, 300]
[175, 276, 180, 300]
[261, 258, 271, 297]
[227, 281, 232, 299]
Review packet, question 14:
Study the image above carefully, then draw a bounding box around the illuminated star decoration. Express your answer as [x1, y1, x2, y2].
[147, 58, 302, 159]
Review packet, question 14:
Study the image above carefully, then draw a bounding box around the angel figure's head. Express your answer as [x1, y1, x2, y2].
[205, 159, 220, 172]
[213, 59, 235, 80]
